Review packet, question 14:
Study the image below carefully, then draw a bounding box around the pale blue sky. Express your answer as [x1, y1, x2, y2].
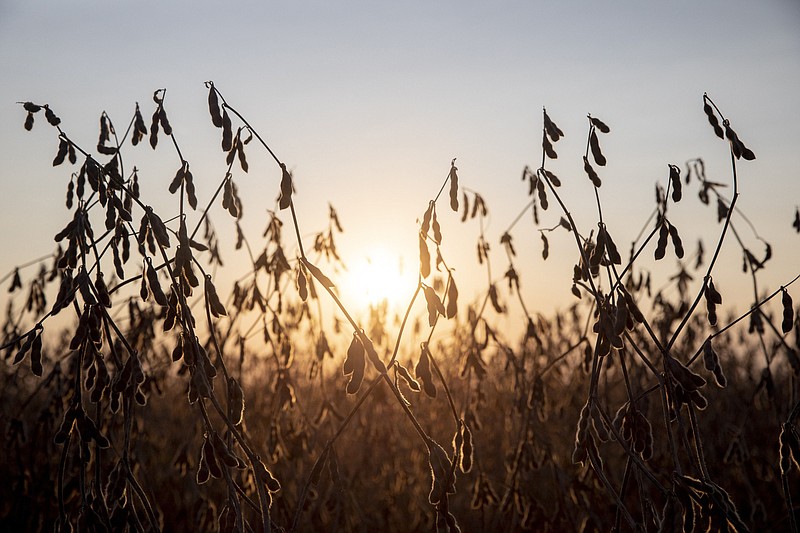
[1, 1, 799, 324]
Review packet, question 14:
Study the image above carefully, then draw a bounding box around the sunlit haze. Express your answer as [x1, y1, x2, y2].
[340, 246, 417, 312]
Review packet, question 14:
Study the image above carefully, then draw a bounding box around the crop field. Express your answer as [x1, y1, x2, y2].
[2, 84, 799, 532]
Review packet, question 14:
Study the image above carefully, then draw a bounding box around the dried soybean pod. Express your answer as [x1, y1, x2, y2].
[431, 210, 442, 244]
[668, 223, 684, 258]
[536, 177, 549, 210]
[706, 278, 722, 305]
[421, 202, 433, 235]
[703, 94, 725, 139]
[583, 156, 601, 187]
[203, 437, 223, 479]
[654, 222, 668, 260]
[416, 342, 437, 398]
[704, 282, 718, 327]
[95, 272, 112, 308]
[669, 164, 682, 202]
[168, 164, 184, 194]
[543, 108, 563, 141]
[237, 141, 249, 172]
[343, 333, 365, 394]
[45, 106, 61, 126]
[296, 265, 308, 302]
[725, 123, 743, 159]
[24, 111, 35, 131]
[702, 339, 718, 372]
[460, 423, 474, 473]
[590, 229, 606, 267]
[488, 283, 505, 314]
[221, 108, 233, 151]
[397, 363, 421, 392]
[589, 129, 606, 166]
[205, 275, 227, 317]
[30, 331, 43, 376]
[542, 168, 561, 187]
[543, 136, 557, 159]
[541, 233, 549, 260]
[445, 275, 458, 319]
[278, 163, 292, 209]
[449, 159, 459, 211]
[52, 138, 68, 166]
[423, 285, 445, 326]
[145, 208, 171, 248]
[590, 116, 610, 133]
[359, 332, 386, 374]
[139, 262, 150, 302]
[185, 166, 198, 209]
[149, 108, 160, 149]
[419, 232, 431, 278]
[208, 84, 223, 128]
[604, 228, 622, 265]
[782, 288, 794, 334]
[159, 106, 172, 135]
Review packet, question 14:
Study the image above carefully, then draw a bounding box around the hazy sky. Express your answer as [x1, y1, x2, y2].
[1, 1, 799, 330]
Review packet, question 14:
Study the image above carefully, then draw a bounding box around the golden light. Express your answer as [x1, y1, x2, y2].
[340, 246, 417, 312]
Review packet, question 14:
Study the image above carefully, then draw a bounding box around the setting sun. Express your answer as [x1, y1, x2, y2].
[340, 247, 417, 311]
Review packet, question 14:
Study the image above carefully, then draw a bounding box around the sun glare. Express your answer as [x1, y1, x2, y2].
[341, 247, 417, 312]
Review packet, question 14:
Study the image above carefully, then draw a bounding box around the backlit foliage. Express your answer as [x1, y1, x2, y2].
[3, 87, 800, 532]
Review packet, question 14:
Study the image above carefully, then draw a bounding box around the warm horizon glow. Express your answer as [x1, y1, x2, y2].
[339, 246, 418, 313]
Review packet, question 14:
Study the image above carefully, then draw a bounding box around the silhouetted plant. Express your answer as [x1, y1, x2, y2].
[2, 86, 799, 532]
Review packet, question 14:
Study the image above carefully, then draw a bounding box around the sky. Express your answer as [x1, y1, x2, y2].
[1, 1, 799, 342]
